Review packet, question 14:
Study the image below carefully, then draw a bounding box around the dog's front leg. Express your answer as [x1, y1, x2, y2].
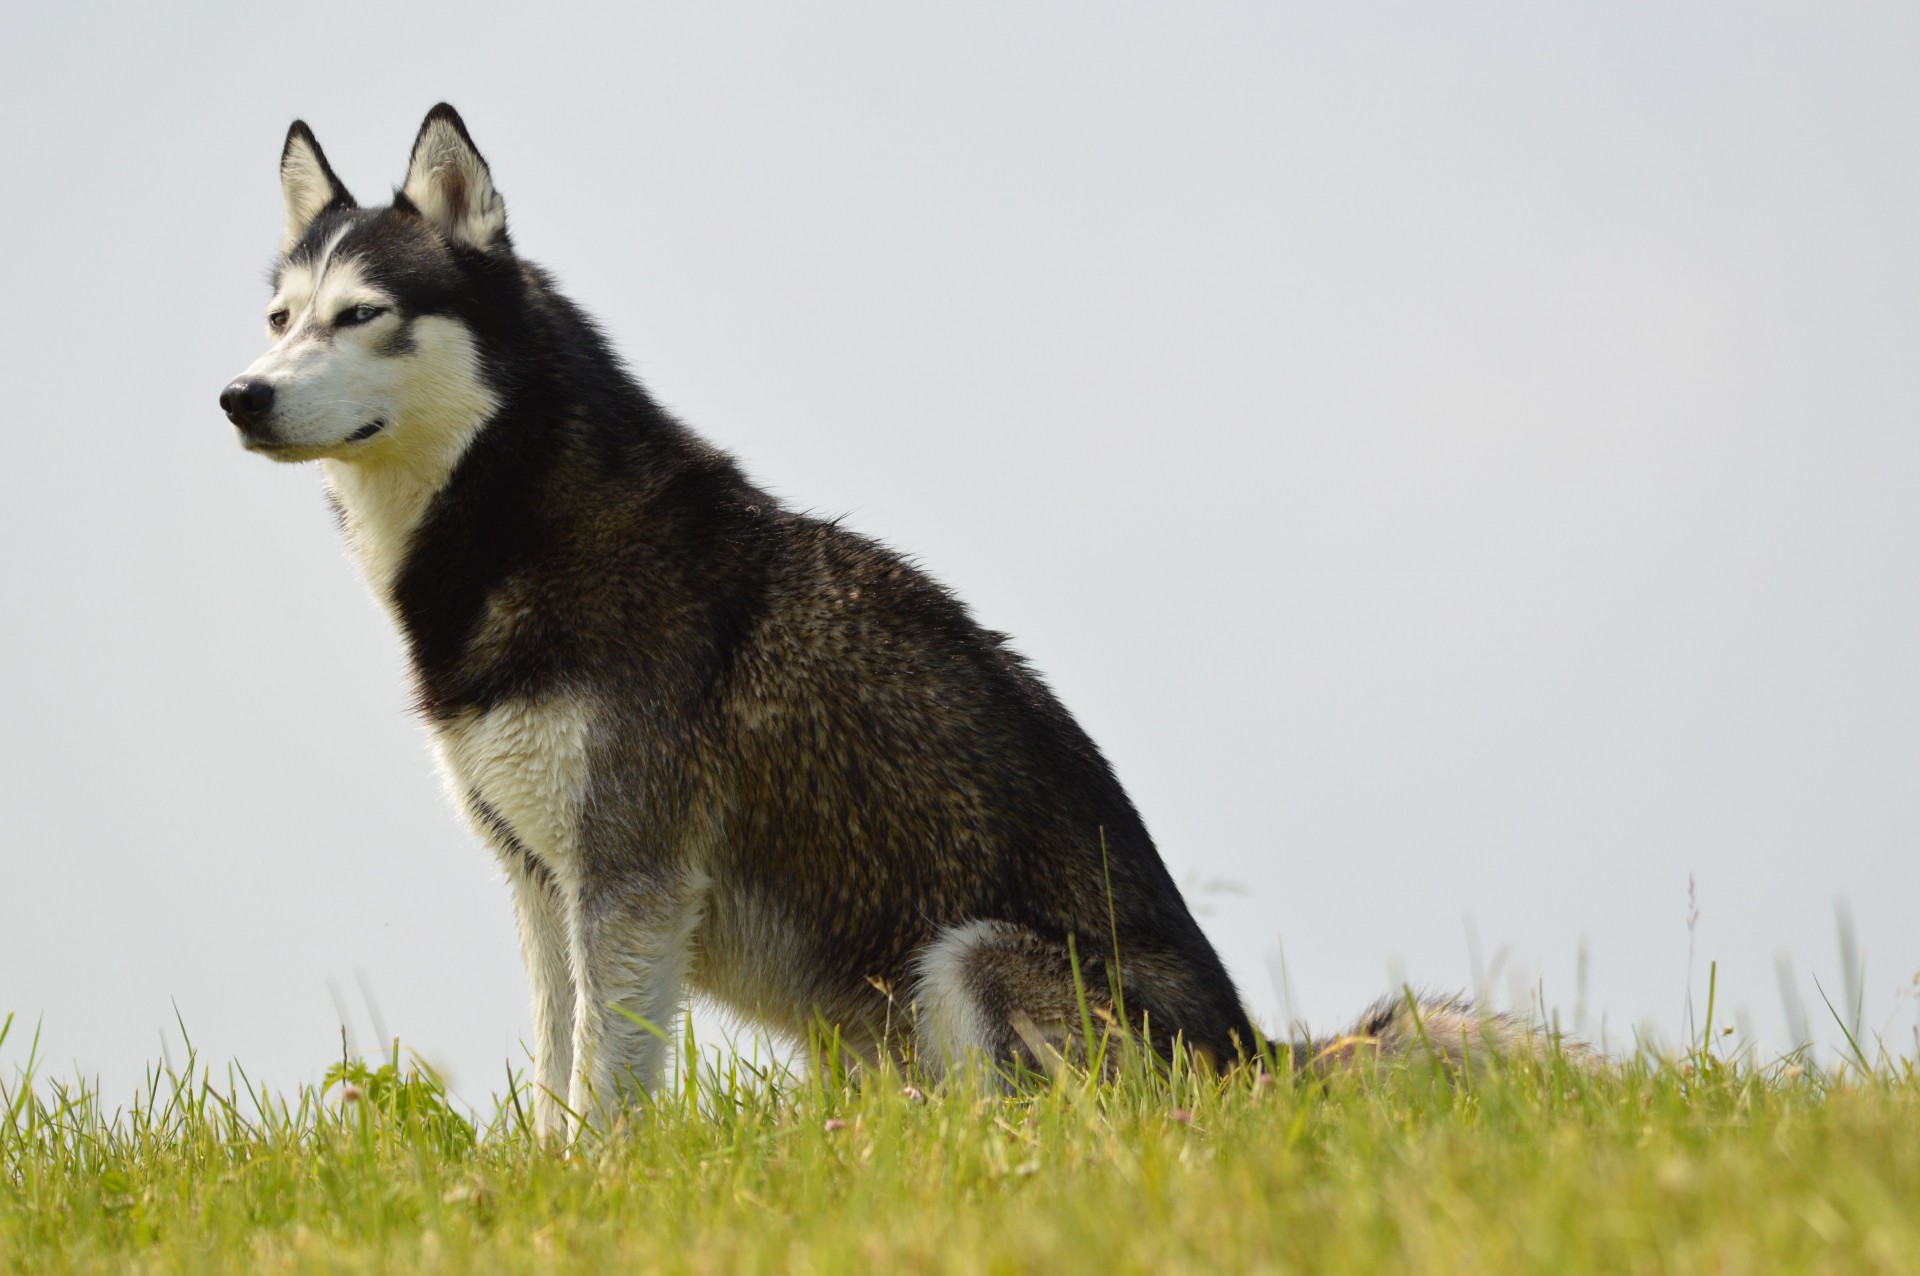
[565, 869, 706, 1136]
[503, 856, 575, 1140]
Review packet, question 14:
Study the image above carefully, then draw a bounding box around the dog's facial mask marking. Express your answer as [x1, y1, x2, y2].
[233, 252, 412, 457]
[226, 112, 506, 464]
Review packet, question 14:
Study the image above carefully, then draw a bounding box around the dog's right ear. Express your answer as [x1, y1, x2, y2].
[280, 121, 356, 251]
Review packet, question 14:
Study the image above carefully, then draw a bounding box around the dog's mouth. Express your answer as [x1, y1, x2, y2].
[239, 424, 386, 460]
[241, 437, 331, 463]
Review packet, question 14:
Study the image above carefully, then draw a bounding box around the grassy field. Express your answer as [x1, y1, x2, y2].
[3, 1010, 1917, 1275]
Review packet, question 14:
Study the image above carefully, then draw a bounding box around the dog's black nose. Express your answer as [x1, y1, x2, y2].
[220, 378, 275, 433]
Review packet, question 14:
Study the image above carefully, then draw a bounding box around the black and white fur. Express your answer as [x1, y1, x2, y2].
[224, 107, 1564, 1138]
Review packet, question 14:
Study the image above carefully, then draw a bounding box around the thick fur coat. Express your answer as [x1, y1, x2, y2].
[224, 106, 1567, 1138]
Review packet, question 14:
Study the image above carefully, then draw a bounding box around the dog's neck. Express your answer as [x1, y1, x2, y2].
[321, 446, 464, 606]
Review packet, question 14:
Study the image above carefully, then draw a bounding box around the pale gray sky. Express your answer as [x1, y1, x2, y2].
[3, 2, 1916, 1100]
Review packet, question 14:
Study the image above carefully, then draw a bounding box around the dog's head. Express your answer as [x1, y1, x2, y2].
[221, 105, 507, 464]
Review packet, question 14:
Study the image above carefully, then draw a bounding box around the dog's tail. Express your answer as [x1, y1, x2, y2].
[1283, 991, 1595, 1076]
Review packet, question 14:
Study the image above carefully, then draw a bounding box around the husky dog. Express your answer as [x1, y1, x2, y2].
[224, 106, 1555, 1136]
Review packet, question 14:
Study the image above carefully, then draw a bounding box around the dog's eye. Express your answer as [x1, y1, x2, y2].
[336, 304, 387, 327]
[267, 310, 290, 332]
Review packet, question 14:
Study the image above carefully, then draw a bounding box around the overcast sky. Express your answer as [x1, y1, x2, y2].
[3, 2, 1916, 1102]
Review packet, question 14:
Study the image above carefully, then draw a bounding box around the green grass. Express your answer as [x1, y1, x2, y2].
[3, 1011, 1918, 1275]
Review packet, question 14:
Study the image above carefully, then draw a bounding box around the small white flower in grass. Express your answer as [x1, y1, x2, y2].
[824, 1117, 846, 1133]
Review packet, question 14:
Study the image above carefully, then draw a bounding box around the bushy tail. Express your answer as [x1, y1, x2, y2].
[1287, 992, 1595, 1076]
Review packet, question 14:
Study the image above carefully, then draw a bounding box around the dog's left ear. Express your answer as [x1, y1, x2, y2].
[400, 103, 508, 252]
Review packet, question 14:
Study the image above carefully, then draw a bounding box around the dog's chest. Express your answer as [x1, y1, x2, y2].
[433, 696, 595, 873]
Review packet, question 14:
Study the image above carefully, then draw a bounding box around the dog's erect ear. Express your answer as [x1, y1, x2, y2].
[400, 104, 508, 252]
[281, 121, 356, 251]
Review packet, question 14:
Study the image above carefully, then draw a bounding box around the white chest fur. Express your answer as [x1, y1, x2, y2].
[434, 696, 596, 875]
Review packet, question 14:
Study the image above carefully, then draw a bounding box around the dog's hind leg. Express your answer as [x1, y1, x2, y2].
[910, 920, 1113, 1079]
[911, 919, 1257, 1080]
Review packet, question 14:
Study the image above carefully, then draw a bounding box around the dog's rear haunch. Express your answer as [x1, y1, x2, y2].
[224, 105, 1582, 1137]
